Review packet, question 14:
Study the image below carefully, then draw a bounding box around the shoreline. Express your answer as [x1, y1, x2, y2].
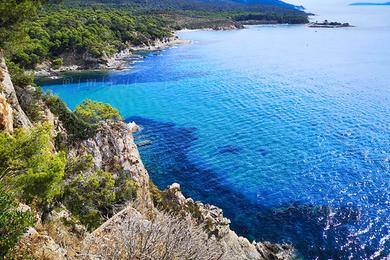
[34, 36, 192, 79]
[34, 21, 309, 80]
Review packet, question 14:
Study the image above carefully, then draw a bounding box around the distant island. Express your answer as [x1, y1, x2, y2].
[350, 2, 390, 5]
[308, 20, 352, 28]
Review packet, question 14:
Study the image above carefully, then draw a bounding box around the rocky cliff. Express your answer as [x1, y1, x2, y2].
[1, 54, 294, 259]
[0, 57, 31, 132]
[68, 121, 153, 210]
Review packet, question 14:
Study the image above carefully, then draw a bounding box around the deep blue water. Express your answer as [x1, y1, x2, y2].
[42, 6, 390, 259]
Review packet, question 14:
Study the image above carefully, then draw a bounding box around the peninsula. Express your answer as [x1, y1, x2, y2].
[308, 20, 352, 28]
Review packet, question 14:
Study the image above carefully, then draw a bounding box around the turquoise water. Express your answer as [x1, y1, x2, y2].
[42, 7, 390, 259]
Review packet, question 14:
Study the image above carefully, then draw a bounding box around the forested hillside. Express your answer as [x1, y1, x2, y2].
[1, 0, 307, 73]
[61, 0, 304, 12]
[6, 8, 172, 69]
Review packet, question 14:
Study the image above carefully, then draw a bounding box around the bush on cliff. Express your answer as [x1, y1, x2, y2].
[0, 124, 66, 206]
[63, 158, 138, 230]
[44, 95, 98, 141]
[64, 170, 116, 230]
[6, 60, 35, 87]
[0, 186, 35, 258]
[74, 99, 122, 124]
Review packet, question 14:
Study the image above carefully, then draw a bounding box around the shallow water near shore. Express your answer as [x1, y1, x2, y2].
[42, 6, 390, 258]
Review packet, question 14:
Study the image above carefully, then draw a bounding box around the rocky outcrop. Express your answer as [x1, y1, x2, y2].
[0, 55, 31, 132]
[162, 183, 294, 260]
[17, 229, 68, 260]
[65, 120, 294, 259]
[68, 121, 152, 210]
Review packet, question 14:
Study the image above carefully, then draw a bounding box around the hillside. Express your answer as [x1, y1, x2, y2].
[61, 0, 302, 10]
[0, 0, 307, 74]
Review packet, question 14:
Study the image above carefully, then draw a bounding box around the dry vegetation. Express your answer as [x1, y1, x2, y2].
[82, 211, 223, 260]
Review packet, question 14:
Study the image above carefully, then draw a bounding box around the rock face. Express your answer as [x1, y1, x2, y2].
[18, 231, 68, 260]
[163, 183, 294, 260]
[0, 55, 31, 132]
[68, 121, 152, 210]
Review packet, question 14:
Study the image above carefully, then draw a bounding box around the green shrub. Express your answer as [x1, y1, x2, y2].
[115, 174, 138, 203]
[0, 186, 35, 258]
[63, 170, 116, 230]
[6, 60, 35, 87]
[63, 163, 138, 230]
[52, 57, 63, 69]
[65, 154, 94, 177]
[0, 124, 66, 206]
[74, 99, 122, 124]
[44, 95, 97, 141]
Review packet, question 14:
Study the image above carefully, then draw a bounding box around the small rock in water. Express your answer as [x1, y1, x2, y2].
[137, 140, 152, 147]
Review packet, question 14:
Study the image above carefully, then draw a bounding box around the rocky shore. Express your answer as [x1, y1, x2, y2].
[34, 36, 191, 78]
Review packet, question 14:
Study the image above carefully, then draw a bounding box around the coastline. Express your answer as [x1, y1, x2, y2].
[33, 21, 306, 80]
[33, 36, 192, 79]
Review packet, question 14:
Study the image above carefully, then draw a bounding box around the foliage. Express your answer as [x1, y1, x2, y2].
[8, 8, 172, 68]
[63, 153, 138, 230]
[52, 57, 63, 69]
[233, 12, 308, 24]
[2, 2, 307, 69]
[15, 86, 44, 123]
[65, 154, 94, 177]
[63, 170, 116, 230]
[0, 186, 35, 258]
[74, 99, 122, 124]
[149, 179, 164, 207]
[44, 95, 97, 141]
[6, 60, 35, 87]
[0, 124, 66, 206]
[0, 0, 42, 50]
[115, 174, 138, 203]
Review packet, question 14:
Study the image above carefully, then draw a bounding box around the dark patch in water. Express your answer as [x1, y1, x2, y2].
[259, 148, 269, 156]
[217, 145, 242, 155]
[126, 116, 385, 259]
